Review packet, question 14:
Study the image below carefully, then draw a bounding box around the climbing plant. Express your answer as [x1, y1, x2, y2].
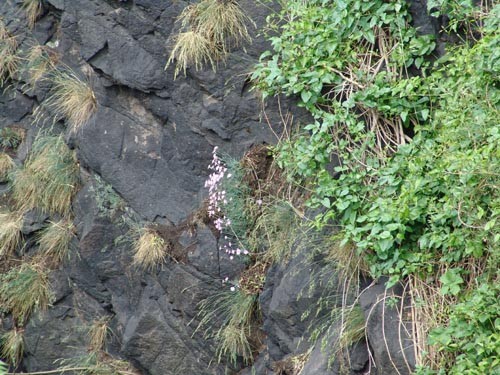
[252, 0, 499, 372]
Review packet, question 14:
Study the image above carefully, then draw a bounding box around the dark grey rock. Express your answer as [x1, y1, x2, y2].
[0, 89, 34, 127]
[359, 280, 415, 375]
[21, 209, 49, 235]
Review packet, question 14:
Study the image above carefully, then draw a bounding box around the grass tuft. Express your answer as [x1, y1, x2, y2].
[21, 0, 43, 29]
[167, 0, 254, 77]
[88, 317, 111, 353]
[0, 261, 51, 323]
[0, 127, 25, 150]
[132, 227, 167, 270]
[11, 134, 80, 216]
[46, 69, 97, 131]
[197, 288, 261, 365]
[57, 351, 139, 375]
[0, 328, 24, 368]
[167, 31, 216, 78]
[22, 44, 59, 88]
[0, 210, 23, 258]
[0, 152, 15, 181]
[248, 200, 301, 264]
[0, 23, 19, 86]
[37, 218, 75, 264]
[194, 0, 252, 53]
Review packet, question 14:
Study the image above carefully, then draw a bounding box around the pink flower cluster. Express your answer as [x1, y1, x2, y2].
[205, 147, 249, 260]
[205, 147, 229, 231]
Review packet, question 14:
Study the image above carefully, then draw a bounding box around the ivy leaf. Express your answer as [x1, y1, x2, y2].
[301, 91, 312, 103]
[321, 197, 331, 208]
[440, 269, 464, 296]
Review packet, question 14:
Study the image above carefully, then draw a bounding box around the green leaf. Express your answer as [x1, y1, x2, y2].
[301, 91, 312, 103]
[321, 197, 331, 208]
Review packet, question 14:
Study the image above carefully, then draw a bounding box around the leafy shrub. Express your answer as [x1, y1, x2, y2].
[0, 261, 51, 323]
[253, 0, 499, 372]
[11, 134, 80, 216]
[427, 281, 500, 374]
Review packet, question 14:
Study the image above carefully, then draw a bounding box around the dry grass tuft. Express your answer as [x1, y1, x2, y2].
[0, 152, 15, 181]
[0, 126, 25, 150]
[194, 0, 252, 52]
[0, 23, 20, 85]
[21, 0, 43, 29]
[167, 0, 254, 77]
[23, 44, 59, 88]
[37, 218, 75, 264]
[47, 69, 97, 131]
[88, 317, 111, 353]
[11, 135, 80, 216]
[0, 328, 24, 367]
[132, 228, 167, 270]
[167, 31, 216, 78]
[407, 275, 454, 370]
[0, 210, 24, 258]
[0, 260, 51, 323]
[197, 289, 261, 365]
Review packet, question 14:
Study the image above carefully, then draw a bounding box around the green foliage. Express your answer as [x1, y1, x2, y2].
[0, 360, 7, 375]
[89, 175, 125, 218]
[426, 281, 500, 374]
[219, 156, 252, 241]
[11, 134, 80, 216]
[426, 0, 485, 35]
[0, 262, 52, 323]
[253, 0, 435, 107]
[253, 0, 499, 372]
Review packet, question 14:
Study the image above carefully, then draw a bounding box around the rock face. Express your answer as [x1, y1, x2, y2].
[0, 1, 439, 374]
